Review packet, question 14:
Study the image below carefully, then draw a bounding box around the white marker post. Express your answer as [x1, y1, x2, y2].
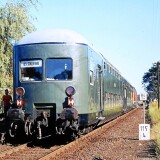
[139, 93, 150, 140]
[139, 124, 150, 140]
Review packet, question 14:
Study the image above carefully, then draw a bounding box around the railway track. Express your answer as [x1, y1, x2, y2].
[0, 141, 65, 160]
[0, 108, 138, 160]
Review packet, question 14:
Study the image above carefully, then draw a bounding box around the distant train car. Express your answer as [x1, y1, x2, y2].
[8, 29, 136, 139]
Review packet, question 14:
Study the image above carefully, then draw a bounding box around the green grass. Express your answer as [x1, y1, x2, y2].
[149, 102, 160, 124]
[148, 102, 160, 156]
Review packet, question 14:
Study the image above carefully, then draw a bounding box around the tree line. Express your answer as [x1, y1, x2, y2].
[0, 0, 38, 97]
[142, 62, 160, 101]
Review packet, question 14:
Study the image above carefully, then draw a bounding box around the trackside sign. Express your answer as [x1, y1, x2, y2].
[140, 93, 147, 101]
[139, 124, 150, 140]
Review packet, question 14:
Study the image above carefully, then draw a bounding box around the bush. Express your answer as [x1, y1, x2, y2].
[149, 102, 160, 156]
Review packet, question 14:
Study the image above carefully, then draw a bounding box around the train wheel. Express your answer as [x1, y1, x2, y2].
[70, 127, 80, 140]
[85, 127, 90, 134]
[9, 122, 18, 138]
[28, 122, 34, 135]
[0, 133, 6, 144]
[25, 121, 34, 136]
[24, 122, 29, 135]
[70, 132, 77, 141]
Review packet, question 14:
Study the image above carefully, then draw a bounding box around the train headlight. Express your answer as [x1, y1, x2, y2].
[65, 86, 75, 97]
[16, 87, 25, 96]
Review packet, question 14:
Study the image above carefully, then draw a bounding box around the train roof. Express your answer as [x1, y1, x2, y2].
[16, 28, 121, 75]
[15, 29, 134, 89]
[15, 29, 92, 46]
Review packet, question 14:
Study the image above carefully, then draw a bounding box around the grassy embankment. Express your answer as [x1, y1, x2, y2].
[148, 102, 160, 156]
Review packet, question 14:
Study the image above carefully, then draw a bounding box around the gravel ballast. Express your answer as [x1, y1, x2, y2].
[51, 108, 158, 160]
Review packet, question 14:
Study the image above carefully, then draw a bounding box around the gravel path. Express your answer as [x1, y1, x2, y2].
[51, 108, 158, 160]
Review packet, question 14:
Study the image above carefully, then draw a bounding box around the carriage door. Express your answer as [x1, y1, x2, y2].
[123, 86, 127, 111]
[97, 65, 103, 116]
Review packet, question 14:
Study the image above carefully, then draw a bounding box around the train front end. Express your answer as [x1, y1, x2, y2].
[9, 29, 89, 139]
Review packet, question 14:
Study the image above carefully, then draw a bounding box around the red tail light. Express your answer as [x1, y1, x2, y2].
[17, 99, 24, 107]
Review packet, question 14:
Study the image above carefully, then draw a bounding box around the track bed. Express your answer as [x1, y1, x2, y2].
[0, 108, 157, 160]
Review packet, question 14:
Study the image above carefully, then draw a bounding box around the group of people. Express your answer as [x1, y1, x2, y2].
[1, 89, 12, 117]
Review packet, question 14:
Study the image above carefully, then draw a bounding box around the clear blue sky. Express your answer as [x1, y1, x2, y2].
[29, 0, 160, 94]
[5, 0, 160, 94]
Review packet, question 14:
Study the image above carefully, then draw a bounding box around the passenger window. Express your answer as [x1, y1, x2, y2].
[46, 58, 72, 80]
[90, 70, 94, 85]
[20, 59, 43, 81]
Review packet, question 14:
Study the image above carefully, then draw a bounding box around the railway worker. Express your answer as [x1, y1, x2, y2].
[2, 89, 12, 117]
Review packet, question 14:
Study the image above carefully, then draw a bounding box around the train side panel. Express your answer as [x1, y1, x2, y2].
[87, 47, 104, 123]
[103, 62, 122, 117]
[87, 47, 123, 123]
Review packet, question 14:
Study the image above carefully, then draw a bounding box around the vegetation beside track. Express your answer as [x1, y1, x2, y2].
[148, 102, 160, 157]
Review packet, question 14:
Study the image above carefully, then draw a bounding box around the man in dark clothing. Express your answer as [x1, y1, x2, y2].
[2, 89, 12, 117]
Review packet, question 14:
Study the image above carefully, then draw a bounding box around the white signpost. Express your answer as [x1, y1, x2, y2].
[139, 92, 150, 140]
[139, 124, 150, 140]
[140, 93, 147, 101]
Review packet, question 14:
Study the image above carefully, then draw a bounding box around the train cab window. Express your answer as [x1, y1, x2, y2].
[20, 59, 43, 81]
[46, 58, 72, 80]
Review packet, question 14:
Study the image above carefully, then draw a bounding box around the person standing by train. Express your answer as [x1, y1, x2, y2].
[2, 89, 12, 117]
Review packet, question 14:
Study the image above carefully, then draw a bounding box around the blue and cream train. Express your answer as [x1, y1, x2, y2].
[7, 29, 137, 139]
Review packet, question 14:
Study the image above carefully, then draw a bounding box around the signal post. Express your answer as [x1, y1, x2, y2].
[139, 93, 150, 140]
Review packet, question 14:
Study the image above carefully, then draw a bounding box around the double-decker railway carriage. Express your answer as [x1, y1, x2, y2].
[7, 29, 137, 140]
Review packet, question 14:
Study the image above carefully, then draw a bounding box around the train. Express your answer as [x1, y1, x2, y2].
[6, 29, 137, 140]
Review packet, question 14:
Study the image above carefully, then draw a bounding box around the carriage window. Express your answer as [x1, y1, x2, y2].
[46, 58, 72, 80]
[20, 59, 43, 81]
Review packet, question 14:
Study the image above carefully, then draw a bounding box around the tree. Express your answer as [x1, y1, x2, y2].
[142, 62, 159, 99]
[0, 0, 38, 97]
